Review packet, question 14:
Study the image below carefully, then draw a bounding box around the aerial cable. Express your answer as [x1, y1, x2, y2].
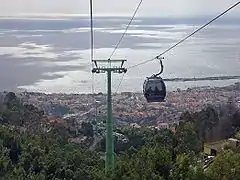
[108, 0, 143, 60]
[115, 1, 240, 93]
[128, 1, 240, 69]
[90, 0, 98, 68]
[115, 74, 125, 93]
[89, 0, 98, 125]
[90, 0, 94, 63]
[112, 0, 143, 93]
[89, 0, 95, 94]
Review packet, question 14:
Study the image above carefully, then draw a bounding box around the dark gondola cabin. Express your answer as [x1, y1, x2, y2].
[143, 76, 166, 102]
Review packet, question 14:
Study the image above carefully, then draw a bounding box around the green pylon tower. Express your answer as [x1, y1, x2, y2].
[92, 59, 127, 170]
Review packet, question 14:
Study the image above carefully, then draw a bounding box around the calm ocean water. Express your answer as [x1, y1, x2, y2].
[0, 16, 239, 93]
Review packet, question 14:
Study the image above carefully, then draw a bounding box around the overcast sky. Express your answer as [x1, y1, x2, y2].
[0, 0, 240, 17]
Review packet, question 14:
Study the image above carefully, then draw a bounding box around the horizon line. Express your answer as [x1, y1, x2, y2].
[0, 13, 239, 19]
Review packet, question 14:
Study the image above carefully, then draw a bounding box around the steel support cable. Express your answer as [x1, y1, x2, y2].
[108, 0, 143, 60]
[90, 0, 95, 94]
[90, 0, 94, 64]
[128, 1, 240, 69]
[111, 0, 143, 93]
[115, 74, 125, 93]
[115, 1, 240, 93]
[89, 0, 98, 124]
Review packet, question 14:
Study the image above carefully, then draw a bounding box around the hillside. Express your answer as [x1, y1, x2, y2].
[0, 90, 240, 179]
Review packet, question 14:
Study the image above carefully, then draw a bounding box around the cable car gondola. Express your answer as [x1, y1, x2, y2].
[143, 57, 166, 103]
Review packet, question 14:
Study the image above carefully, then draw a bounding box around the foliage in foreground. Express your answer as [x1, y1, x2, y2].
[0, 92, 240, 179]
[1, 124, 240, 179]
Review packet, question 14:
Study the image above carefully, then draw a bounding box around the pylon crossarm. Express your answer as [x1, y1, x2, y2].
[92, 67, 127, 74]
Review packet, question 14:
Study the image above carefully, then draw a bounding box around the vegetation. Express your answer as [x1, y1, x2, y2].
[205, 151, 240, 179]
[0, 92, 240, 179]
[180, 104, 240, 143]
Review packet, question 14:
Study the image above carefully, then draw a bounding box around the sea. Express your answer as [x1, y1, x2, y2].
[0, 16, 239, 94]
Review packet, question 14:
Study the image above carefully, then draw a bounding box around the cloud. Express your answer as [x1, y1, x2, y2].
[0, 43, 58, 59]
[0, 0, 240, 17]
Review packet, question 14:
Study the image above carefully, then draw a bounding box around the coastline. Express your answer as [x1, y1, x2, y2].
[12, 81, 240, 95]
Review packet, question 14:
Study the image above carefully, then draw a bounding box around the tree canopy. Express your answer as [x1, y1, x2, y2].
[0, 92, 240, 179]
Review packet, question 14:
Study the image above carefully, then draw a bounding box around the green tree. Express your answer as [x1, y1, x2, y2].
[170, 154, 206, 180]
[175, 122, 202, 154]
[206, 151, 240, 180]
[235, 130, 240, 140]
[0, 140, 11, 177]
[110, 146, 171, 180]
[81, 122, 94, 137]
